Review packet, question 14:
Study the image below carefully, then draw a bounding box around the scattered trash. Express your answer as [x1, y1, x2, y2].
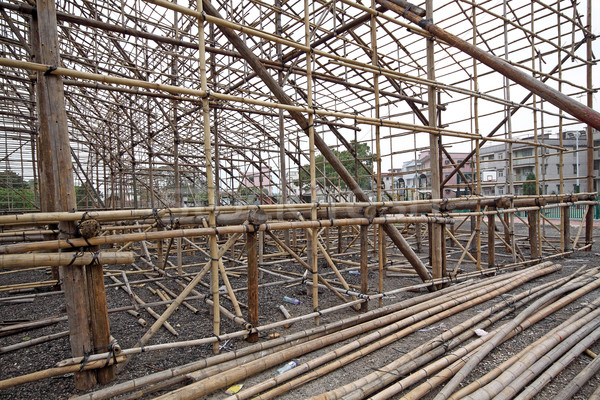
[275, 360, 298, 375]
[21, 336, 30, 341]
[418, 323, 446, 332]
[475, 328, 488, 337]
[219, 339, 233, 352]
[348, 270, 360, 276]
[283, 296, 300, 305]
[269, 332, 280, 339]
[219, 285, 227, 293]
[225, 384, 243, 394]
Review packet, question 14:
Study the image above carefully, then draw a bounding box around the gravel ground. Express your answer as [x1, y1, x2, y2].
[1, 222, 599, 399]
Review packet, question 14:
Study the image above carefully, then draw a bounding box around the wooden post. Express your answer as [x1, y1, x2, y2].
[585, 0, 594, 249]
[426, 0, 443, 281]
[30, 0, 97, 389]
[246, 231, 258, 343]
[488, 208, 496, 268]
[528, 210, 540, 259]
[562, 204, 571, 255]
[360, 225, 369, 313]
[85, 250, 114, 383]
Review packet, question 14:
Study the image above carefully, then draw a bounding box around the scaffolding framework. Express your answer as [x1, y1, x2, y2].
[0, 0, 598, 394]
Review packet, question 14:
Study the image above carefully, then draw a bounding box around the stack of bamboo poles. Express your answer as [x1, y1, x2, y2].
[18, 261, 589, 399]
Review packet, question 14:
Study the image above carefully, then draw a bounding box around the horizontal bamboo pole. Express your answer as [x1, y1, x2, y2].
[0, 252, 135, 268]
[0, 356, 125, 390]
[0, 215, 455, 255]
[0, 194, 592, 226]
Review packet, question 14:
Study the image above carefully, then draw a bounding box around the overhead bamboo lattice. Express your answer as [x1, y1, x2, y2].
[0, 0, 599, 398]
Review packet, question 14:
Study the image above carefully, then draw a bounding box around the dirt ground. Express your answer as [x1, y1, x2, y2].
[1, 222, 599, 399]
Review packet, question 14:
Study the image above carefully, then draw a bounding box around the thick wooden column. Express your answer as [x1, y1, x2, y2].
[246, 231, 258, 343]
[425, 0, 444, 281]
[85, 251, 114, 383]
[528, 210, 540, 259]
[31, 0, 99, 390]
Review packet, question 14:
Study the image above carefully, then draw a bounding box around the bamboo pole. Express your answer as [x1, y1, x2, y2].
[224, 264, 563, 400]
[0, 356, 125, 390]
[433, 272, 600, 400]
[0, 252, 135, 268]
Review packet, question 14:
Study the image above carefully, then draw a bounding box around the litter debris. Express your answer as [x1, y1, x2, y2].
[225, 384, 243, 394]
[275, 360, 298, 375]
[348, 270, 360, 276]
[283, 296, 300, 305]
[418, 323, 446, 332]
[474, 328, 488, 337]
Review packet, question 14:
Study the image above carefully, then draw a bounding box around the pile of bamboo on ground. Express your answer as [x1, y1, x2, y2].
[25, 261, 588, 399]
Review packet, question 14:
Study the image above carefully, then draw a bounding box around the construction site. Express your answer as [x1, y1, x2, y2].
[1, 0, 600, 398]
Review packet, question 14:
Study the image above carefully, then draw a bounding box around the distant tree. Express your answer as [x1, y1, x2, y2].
[522, 172, 537, 195]
[296, 141, 373, 192]
[0, 171, 36, 210]
[0, 170, 29, 189]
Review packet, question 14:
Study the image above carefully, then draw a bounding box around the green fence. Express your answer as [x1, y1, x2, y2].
[517, 203, 600, 220]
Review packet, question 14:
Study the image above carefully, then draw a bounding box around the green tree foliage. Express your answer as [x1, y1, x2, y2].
[0, 170, 36, 210]
[0, 170, 28, 189]
[296, 141, 373, 192]
[522, 172, 537, 195]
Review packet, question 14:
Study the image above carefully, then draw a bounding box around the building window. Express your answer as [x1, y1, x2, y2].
[498, 170, 504, 177]
[445, 160, 451, 165]
[573, 164, 578, 174]
[498, 187, 504, 195]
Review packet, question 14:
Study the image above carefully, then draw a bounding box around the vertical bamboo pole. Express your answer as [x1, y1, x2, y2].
[532, 1, 542, 259]
[371, 0, 384, 307]
[472, 6, 482, 271]
[426, 0, 443, 281]
[171, 17, 183, 275]
[503, 0, 516, 264]
[360, 225, 369, 312]
[196, 0, 220, 353]
[246, 231, 258, 343]
[31, 0, 96, 389]
[558, 2, 567, 255]
[304, 0, 319, 324]
[275, 0, 288, 246]
[585, 0, 594, 249]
